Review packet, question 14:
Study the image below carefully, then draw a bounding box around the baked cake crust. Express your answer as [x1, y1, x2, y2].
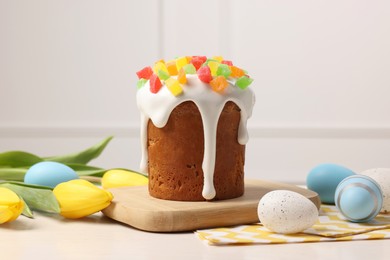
[147, 101, 245, 201]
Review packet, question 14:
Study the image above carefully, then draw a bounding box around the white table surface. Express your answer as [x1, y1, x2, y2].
[1, 209, 389, 260]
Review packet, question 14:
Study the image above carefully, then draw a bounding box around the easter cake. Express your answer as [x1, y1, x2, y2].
[136, 56, 255, 201]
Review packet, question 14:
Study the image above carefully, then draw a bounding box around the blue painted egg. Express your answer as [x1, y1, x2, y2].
[335, 175, 383, 222]
[24, 161, 79, 188]
[306, 163, 355, 204]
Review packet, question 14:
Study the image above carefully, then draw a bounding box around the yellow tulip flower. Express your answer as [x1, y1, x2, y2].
[53, 179, 113, 219]
[101, 169, 148, 189]
[0, 187, 24, 224]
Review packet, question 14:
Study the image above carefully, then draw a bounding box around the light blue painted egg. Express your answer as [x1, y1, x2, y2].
[335, 175, 383, 222]
[306, 163, 356, 204]
[24, 161, 79, 188]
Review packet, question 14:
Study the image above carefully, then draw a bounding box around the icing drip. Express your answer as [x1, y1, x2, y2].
[139, 113, 149, 174]
[137, 75, 255, 200]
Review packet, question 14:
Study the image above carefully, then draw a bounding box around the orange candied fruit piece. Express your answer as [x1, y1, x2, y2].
[210, 76, 228, 93]
[166, 60, 178, 76]
[230, 65, 245, 78]
[177, 68, 187, 84]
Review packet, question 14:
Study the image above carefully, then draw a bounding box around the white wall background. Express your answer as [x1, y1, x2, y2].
[1, 0, 390, 183]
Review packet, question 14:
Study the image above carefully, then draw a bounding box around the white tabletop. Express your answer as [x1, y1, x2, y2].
[1, 211, 389, 260]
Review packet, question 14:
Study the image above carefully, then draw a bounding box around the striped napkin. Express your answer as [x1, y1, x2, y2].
[196, 205, 390, 245]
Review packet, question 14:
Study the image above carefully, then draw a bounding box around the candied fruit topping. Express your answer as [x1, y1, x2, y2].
[165, 77, 183, 96]
[176, 56, 188, 71]
[158, 70, 170, 80]
[197, 66, 213, 83]
[207, 61, 219, 76]
[212, 56, 223, 62]
[183, 64, 196, 74]
[135, 56, 253, 95]
[221, 60, 233, 66]
[149, 74, 162, 94]
[193, 56, 207, 63]
[186, 56, 192, 63]
[230, 65, 245, 78]
[216, 64, 231, 78]
[190, 57, 204, 70]
[236, 76, 254, 90]
[177, 68, 187, 84]
[153, 62, 168, 74]
[136, 66, 153, 80]
[137, 78, 148, 89]
[210, 76, 228, 93]
[166, 60, 178, 76]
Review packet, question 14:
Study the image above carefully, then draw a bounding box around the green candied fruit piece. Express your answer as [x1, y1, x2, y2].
[235, 76, 253, 90]
[137, 78, 148, 89]
[183, 64, 197, 74]
[216, 64, 232, 78]
[158, 69, 170, 80]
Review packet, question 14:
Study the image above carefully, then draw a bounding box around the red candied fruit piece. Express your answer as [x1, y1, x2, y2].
[190, 57, 205, 70]
[192, 56, 207, 63]
[191, 56, 207, 70]
[221, 60, 233, 66]
[197, 66, 213, 83]
[149, 74, 162, 93]
[136, 66, 153, 80]
[191, 59, 203, 70]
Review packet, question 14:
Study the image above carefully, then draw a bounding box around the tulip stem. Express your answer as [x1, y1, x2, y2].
[80, 176, 102, 184]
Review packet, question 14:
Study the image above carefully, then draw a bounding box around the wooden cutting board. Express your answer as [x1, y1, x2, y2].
[102, 179, 320, 232]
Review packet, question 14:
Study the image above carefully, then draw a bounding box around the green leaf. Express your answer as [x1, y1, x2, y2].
[0, 167, 28, 181]
[0, 164, 108, 183]
[20, 196, 34, 218]
[79, 176, 102, 184]
[1, 181, 53, 190]
[0, 151, 43, 168]
[0, 182, 60, 214]
[43, 136, 113, 164]
[66, 163, 107, 177]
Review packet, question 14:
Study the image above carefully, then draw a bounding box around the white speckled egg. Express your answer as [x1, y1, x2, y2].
[360, 168, 390, 213]
[257, 190, 319, 234]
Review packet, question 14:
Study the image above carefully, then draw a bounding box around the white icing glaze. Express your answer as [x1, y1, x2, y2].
[137, 75, 255, 200]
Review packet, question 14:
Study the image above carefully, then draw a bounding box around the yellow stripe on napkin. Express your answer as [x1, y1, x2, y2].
[196, 205, 390, 245]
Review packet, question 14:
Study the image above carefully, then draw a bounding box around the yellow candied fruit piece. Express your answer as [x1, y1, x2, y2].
[230, 65, 245, 78]
[210, 76, 228, 93]
[156, 59, 165, 64]
[208, 61, 219, 76]
[165, 77, 183, 96]
[177, 68, 187, 84]
[175, 56, 188, 71]
[153, 62, 168, 74]
[212, 56, 223, 62]
[166, 60, 178, 76]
